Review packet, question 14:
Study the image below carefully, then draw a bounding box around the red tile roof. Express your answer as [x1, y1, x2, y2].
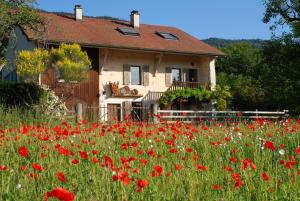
[24, 12, 224, 56]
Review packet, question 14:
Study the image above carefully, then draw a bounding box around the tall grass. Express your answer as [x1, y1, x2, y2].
[0, 112, 299, 201]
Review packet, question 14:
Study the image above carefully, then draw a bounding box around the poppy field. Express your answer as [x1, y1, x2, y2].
[0, 114, 300, 201]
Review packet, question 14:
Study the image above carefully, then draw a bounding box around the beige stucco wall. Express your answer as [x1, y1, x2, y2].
[99, 49, 216, 108]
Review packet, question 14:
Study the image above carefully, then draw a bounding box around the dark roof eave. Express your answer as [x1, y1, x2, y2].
[33, 38, 225, 57]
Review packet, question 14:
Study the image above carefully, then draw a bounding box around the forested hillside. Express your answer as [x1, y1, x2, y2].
[203, 38, 266, 48]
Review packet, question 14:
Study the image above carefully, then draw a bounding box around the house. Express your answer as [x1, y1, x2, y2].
[3, 5, 224, 121]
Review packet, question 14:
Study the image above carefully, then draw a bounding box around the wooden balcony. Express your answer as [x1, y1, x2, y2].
[168, 81, 209, 91]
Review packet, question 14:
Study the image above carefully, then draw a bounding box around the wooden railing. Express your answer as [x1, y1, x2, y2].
[168, 81, 208, 91]
[142, 91, 165, 102]
[155, 110, 289, 123]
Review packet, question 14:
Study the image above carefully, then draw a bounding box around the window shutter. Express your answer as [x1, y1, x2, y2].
[183, 68, 189, 82]
[142, 65, 149, 86]
[123, 64, 130, 85]
[165, 67, 172, 87]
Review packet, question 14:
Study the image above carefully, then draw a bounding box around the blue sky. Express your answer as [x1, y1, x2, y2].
[35, 0, 279, 40]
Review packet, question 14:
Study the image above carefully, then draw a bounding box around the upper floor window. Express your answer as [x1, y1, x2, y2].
[131, 66, 141, 85]
[156, 32, 179, 40]
[172, 68, 181, 82]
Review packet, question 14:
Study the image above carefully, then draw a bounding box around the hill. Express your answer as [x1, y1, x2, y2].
[203, 37, 267, 48]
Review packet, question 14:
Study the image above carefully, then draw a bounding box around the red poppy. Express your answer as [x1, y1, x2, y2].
[154, 165, 163, 176]
[230, 157, 238, 163]
[224, 137, 231, 142]
[212, 185, 222, 190]
[18, 146, 28, 158]
[71, 158, 79, 165]
[92, 150, 99, 155]
[147, 149, 155, 157]
[58, 147, 69, 156]
[165, 172, 171, 177]
[79, 151, 88, 159]
[44, 187, 75, 201]
[140, 158, 147, 166]
[0, 165, 7, 171]
[168, 148, 177, 153]
[19, 165, 27, 171]
[262, 172, 269, 181]
[40, 153, 46, 158]
[295, 147, 300, 154]
[29, 172, 38, 179]
[103, 156, 115, 170]
[285, 162, 292, 169]
[136, 179, 148, 192]
[195, 164, 206, 171]
[175, 164, 182, 171]
[57, 172, 67, 183]
[265, 141, 276, 151]
[92, 157, 99, 164]
[32, 163, 42, 171]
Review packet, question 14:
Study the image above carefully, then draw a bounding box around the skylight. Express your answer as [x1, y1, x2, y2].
[117, 27, 140, 36]
[156, 32, 179, 40]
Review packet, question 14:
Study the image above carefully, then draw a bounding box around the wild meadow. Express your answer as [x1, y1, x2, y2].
[0, 111, 299, 201]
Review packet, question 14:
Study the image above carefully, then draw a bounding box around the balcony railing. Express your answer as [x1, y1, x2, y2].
[168, 81, 208, 91]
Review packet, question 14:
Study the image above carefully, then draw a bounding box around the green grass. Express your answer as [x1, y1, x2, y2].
[0, 112, 299, 201]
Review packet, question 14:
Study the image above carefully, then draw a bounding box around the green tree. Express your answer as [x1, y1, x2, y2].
[217, 72, 265, 110]
[260, 36, 300, 112]
[263, 0, 300, 37]
[16, 43, 92, 83]
[0, 0, 43, 62]
[50, 43, 92, 83]
[216, 42, 262, 77]
[15, 48, 49, 82]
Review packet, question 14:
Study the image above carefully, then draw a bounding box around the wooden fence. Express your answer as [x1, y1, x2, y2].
[155, 110, 289, 123]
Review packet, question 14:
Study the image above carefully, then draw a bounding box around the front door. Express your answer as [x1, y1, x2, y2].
[188, 69, 198, 82]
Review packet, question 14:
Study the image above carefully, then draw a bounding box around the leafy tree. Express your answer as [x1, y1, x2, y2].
[263, 0, 300, 37]
[216, 42, 262, 76]
[212, 85, 232, 110]
[260, 36, 300, 112]
[16, 48, 49, 82]
[0, 0, 43, 62]
[50, 43, 92, 82]
[16, 43, 92, 83]
[217, 72, 265, 110]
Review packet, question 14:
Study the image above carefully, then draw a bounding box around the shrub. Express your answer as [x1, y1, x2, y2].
[0, 82, 45, 108]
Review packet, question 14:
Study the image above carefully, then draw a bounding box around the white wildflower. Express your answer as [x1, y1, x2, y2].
[16, 184, 22, 189]
[279, 149, 285, 155]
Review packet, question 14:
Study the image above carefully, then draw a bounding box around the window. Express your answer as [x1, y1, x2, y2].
[131, 66, 141, 85]
[172, 68, 181, 82]
[117, 27, 140, 36]
[156, 32, 179, 40]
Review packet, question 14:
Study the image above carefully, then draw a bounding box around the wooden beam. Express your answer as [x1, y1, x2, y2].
[99, 48, 108, 75]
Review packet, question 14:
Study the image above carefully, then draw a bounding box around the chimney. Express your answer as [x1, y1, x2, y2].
[74, 5, 83, 20]
[130, 10, 140, 28]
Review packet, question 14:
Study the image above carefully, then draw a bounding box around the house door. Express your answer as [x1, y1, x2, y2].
[107, 104, 121, 122]
[188, 69, 198, 82]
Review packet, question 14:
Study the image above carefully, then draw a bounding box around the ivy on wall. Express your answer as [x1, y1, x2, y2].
[160, 85, 232, 110]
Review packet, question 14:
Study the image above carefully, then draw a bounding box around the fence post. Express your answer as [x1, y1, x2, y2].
[76, 103, 83, 120]
[153, 103, 158, 124]
[283, 110, 289, 119]
[256, 109, 258, 118]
